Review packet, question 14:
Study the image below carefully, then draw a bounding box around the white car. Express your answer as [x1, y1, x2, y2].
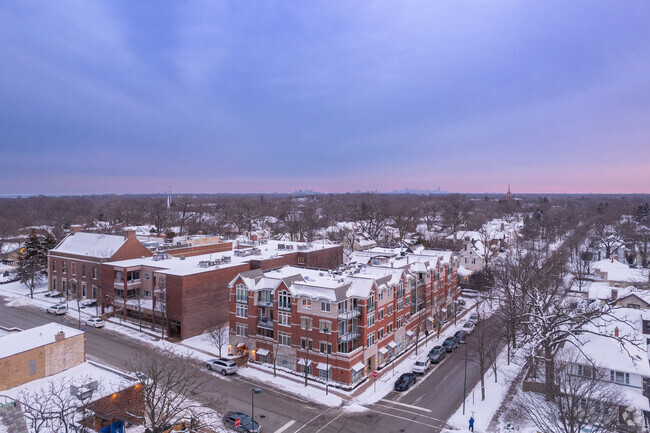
[462, 321, 475, 334]
[47, 304, 67, 315]
[413, 355, 431, 374]
[85, 317, 105, 328]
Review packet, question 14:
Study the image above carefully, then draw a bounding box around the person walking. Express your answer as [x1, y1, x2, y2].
[469, 416, 474, 432]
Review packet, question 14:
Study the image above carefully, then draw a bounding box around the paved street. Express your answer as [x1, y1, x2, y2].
[0, 294, 502, 432]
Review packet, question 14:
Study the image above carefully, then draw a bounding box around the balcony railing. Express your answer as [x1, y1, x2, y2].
[338, 330, 360, 343]
[257, 300, 274, 308]
[367, 303, 376, 313]
[337, 308, 361, 320]
[417, 279, 425, 287]
[114, 279, 141, 286]
[257, 317, 274, 329]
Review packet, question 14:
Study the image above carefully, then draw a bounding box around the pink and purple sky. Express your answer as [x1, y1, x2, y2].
[1, 1, 649, 195]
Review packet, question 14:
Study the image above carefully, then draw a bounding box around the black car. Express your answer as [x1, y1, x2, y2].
[454, 330, 467, 345]
[427, 345, 446, 363]
[442, 337, 457, 352]
[394, 372, 417, 392]
[223, 412, 261, 433]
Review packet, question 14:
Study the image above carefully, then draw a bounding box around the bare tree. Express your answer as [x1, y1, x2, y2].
[148, 198, 170, 236]
[18, 376, 99, 433]
[126, 348, 223, 433]
[515, 350, 630, 433]
[569, 249, 592, 292]
[591, 220, 624, 260]
[468, 307, 501, 401]
[204, 319, 229, 357]
[299, 326, 315, 387]
[441, 194, 469, 237]
[173, 195, 193, 237]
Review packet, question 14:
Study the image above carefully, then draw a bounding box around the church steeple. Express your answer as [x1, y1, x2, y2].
[506, 184, 512, 201]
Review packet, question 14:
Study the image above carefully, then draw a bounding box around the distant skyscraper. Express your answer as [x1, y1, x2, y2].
[506, 184, 512, 201]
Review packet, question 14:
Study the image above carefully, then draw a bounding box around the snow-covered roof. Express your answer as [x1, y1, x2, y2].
[1, 361, 131, 408]
[51, 232, 127, 258]
[0, 323, 84, 359]
[571, 309, 650, 377]
[593, 259, 631, 273]
[108, 240, 339, 277]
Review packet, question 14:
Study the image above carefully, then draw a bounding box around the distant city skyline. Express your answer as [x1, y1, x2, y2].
[1, 1, 649, 195]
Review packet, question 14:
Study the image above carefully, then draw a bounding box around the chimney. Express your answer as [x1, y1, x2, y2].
[55, 331, 65, 342]
[611, 289, 618, 301]
[501, 222, 505, 231]
[124, 229, 136, 241]
[614, 327, 619, 337]
[71, 225, 82, 234]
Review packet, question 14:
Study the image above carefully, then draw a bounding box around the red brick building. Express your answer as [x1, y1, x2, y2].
[228, 249, 459, 385]
[102, 241, 343, 339]
[47, 226, 152, 301]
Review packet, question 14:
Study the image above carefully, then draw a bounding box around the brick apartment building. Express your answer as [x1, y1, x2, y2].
[228, 249, 458, 385]
[101, 241, 343, 339]
[0, 323, 85, 391]
[47, 226, 153, 300]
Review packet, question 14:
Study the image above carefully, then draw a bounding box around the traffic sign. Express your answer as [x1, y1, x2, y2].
[235, 418, 241, 427]
[372, 371, 378, 378]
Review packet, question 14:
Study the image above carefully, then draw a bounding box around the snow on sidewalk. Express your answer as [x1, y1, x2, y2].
[442, 345, 526, 433]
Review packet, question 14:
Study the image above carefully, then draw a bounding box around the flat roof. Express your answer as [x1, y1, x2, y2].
[107, 240, 339, 276]
[0, 323, 84, 359]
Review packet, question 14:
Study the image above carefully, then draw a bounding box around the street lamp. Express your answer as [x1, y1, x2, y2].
[251, 387, 261, 429]
[324, 327, 330, 395]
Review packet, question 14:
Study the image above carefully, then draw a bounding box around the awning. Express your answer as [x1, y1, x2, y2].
[317, 362, 331, 371]
[379, 347, 389, 355]
[406, 330, 414, 337]
[256, 348, 269, 356]
[387, 341, 397, 349]
[427, 316, 435, 322]
[237, 342, 246, 347]
[298, 358, 313, 366]
[441, 308, 447, 313]
[352, 362, 366, 372]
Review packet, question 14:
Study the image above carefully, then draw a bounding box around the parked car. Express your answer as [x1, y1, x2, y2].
[206, 358, 238, 375]
[45, 291, 64, 298]
[462, 321, 475, 334]
[468, 313, 480, 324]
[394, 372, 417, 391]
[442, 337, 457, 352]
[81, 299, 97, 308]
[85, 317, 105, 328]
[47, 304, 67, 315]
[223, 412, 261, 433]
[412, 355, 431, 374]
[454, 330, 467, 345]
[427, 345, 446, 363]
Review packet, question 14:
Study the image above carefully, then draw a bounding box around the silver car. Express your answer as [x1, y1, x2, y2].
[85, 317, 105, 328]
[206, 358, 238, 375]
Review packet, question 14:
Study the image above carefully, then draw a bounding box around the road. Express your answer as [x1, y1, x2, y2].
[0, 295, 503, 432]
